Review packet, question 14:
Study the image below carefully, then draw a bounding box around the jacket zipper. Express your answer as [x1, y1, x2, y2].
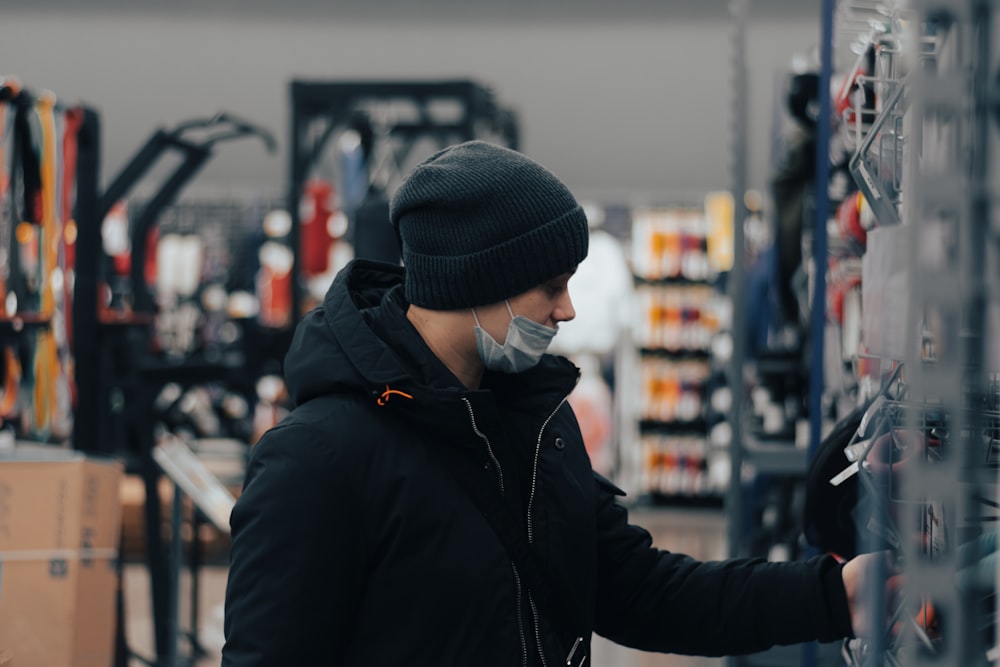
[526, 397, 569, 544]
[526, 396, 571, 667]
[529, 594, 549, 667]
[463, 389, 576, 667]
[461, 397, 504, 494]
[461, 398, 525, 665]
[512, 564, 529, 667]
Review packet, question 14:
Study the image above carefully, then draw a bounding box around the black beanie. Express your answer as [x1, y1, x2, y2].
[389, 140, 589, 310]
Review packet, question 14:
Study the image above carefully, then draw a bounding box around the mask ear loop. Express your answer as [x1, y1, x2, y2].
[472, 301, 515, 328]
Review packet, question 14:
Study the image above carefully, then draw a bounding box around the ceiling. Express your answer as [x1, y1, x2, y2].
[8, 0, 818, 23]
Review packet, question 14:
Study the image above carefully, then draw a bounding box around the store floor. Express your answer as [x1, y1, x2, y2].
[124, 508, 727, 667]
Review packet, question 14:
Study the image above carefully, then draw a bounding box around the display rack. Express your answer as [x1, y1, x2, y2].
[630, 205, 730, 503]
[0, 81, 100, 448]
[728, 0, 878, 568]
[71, 112, 276, 667]
[770, 1, 1000, 666]
[837, 1, 1000, 666]
[287, 79, 519, 323]
[77, 114, 276, 453]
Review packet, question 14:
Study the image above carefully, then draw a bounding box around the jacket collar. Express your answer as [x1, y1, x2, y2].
[287, 259, 579, 443]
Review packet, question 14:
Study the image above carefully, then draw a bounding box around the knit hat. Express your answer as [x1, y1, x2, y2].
[389, 140, 589, 310]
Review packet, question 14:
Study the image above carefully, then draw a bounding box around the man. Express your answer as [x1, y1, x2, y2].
[223, 140, 864, 666]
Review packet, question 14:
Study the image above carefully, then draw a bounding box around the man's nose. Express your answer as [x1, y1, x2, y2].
[554, 293, 576, 323]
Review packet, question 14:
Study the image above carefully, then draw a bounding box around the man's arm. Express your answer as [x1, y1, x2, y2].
[592, 476, 853, 656]
[222, 423, 366, 666]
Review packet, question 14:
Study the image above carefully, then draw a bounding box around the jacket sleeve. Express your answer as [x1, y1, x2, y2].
[591, 476, 852, 656]
[221, 421, 366, 666]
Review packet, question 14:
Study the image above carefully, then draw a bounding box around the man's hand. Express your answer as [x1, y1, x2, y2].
[841, 551, 896, 637]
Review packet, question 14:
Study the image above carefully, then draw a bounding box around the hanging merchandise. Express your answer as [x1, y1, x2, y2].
[99, 200, 133, 316]
[9, 86, 42, 318]
[835, 191, 868, 253]
[350, 187, 397, 265]
[337, 117, 372, 214]
[769, 74, 830, 332]
[634, 285, 723, 353]
[802, 365, 903, 560]
[154, 233, 205, 359]
[704, 191, 735, 274]
[0, 83, 17, 436]
[730, 13, 886, 533]
[639, 358, 711, 425]
[29, 92, 60, 440]
[629, 204, 730, 503]
[0, 79, 95, 445]
[251, 374, 289, 445]
[0, 80, 15, 318]
[59, 108, 83, 420]
[0, 347, 19, 431]
[300, 178, 336, 277]
[258, 209, 293, 329]
[772, 2, 1000, 666]
[639, 434, 716, 498]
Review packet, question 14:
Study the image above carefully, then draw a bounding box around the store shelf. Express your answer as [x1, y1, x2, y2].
[741, 432, 808, 475]
[638, 491, 724, 508]
[633, 276, 715, 287]
[0, 316, 53, 339]
[137, 358, 247, 385]
[638, 347, 711, 360]
[639, 418, 708, 433]
[630, 203, 730, 503]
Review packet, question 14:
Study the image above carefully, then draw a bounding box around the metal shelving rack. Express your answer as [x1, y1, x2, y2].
[887, 2, 996, 666]
[726, 2, 997, 666]
[823, 1, 1000, 666]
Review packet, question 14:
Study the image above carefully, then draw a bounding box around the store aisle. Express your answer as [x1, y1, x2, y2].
[123, 508, 727, 667]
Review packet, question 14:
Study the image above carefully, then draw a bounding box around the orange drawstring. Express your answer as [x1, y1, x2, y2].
[377, 385, 413, 406]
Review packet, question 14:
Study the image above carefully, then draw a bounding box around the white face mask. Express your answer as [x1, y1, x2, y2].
[472, 300, 558, 373]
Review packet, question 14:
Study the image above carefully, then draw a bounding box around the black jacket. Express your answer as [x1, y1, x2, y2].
[222, 260, 852, 666]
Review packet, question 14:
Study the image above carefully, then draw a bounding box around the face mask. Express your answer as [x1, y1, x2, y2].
[472, 300, 558, 373]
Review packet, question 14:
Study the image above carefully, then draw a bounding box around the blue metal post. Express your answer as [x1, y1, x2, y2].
[803, 0, 835, 666]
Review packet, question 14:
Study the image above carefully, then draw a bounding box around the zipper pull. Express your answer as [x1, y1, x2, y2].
[566, 636, 584, 666]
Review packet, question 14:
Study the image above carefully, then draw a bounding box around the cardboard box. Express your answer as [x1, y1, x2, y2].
[0, 451, 123, 667]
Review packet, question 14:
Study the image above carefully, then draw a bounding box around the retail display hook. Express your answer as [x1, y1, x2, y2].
[98, 112, 275, 314]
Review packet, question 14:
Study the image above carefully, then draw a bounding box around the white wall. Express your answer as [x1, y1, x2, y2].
[1, 4, 820, 204]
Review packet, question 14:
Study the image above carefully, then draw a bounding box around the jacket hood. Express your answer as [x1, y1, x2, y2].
[283, 259, 580, 435]
[284, 259, 419, 404]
